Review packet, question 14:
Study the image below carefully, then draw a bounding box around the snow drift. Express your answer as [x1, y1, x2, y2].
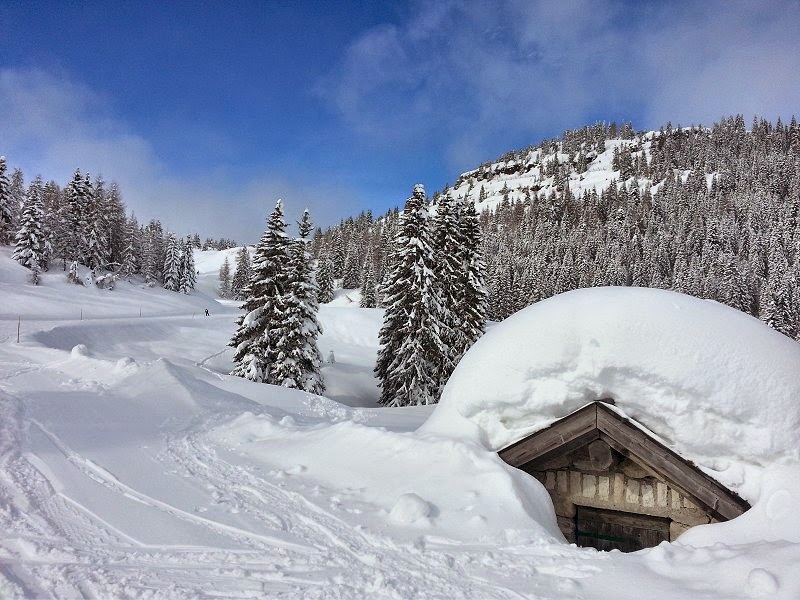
[422, 287, 800, 503]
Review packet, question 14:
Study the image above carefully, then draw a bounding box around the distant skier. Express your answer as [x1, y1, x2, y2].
[328, 350, 335, 364]
[204, 308, 210, 317]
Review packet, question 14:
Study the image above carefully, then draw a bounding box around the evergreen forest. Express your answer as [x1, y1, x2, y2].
[312, 115, 800, 341]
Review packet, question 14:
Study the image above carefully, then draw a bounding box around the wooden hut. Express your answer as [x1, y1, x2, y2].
[498, 400, 750, 552]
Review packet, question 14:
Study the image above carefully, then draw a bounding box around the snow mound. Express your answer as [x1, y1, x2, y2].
[70, 343, 90, 358]
[113, 356, 138, 374]
[746, 568, 780, 597]
[210, 415, 562, 542]
[388, 493, 433, 525]
[422, 287, 800, 496]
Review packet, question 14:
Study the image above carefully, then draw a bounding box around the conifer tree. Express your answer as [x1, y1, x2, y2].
[41, 180, 62, 270]
[271, 209, 325, 393]
[230, 201, 290, 382]
[430, 192, 461, 390]
[454, 198, 488, 359]
[105, 183, 127, 268]
[218, 255, 232, 298]
[64, 169, 91, 265]
[84, 175, 108, 270]
[330, 229, 346, 277]
[341, 238, 361, 288]
[359, 247, 377, 308]
[142, 220, 165, 283]
[0, 157, 13, 245]
[375, 184, 445, 406]
[120, 213, 141, 277]
[760, 239, 795, 337]
[12, 176, 46, 273]
[179, 237, 197, 293]
[8, 168, 24, 234]
[315, 253, 335, 304]
[231, 246, 253, 300]
[163, 234, 180, 291]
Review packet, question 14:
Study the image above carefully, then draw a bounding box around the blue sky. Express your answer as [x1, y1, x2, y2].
[1, 0, 799, 241]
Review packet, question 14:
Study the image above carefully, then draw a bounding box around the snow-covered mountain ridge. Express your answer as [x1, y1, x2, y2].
[448, 125, 675, 212]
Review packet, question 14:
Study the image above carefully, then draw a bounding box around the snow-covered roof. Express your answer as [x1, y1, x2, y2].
[422, 287, 800, 499]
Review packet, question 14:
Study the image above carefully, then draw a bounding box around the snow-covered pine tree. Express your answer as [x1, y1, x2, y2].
[120, 212, 141, 277]
[0, 157, 16, 245]
[8, 168, 24, 234]
[163, 233, 180, 291]
[375, 184, 445, 406]
[218, 255, 232, 298]
[229, 200, 290, 382]
[68, 260, 79, 284]
[12, 176, 46, 273]
[430, 191, 462, 391]
[142, 220, 165, 283]
[359, 245, 377, 308]
[179, 237, 197, 294]
[315, 253, 334, 304]
[271, 209, 325, 393]
[231, 246, 253, 300]
[63, 169, 91, 266]
[453, 197, 487, 362]
[105, 183, 127, 269]
[375, 221, 396, 307]
[760, 234, 795, 337]
[40, 180, 62, 270]
[360, 271, 376, 308]
[330, 229, 346, 278]
[84, 175, 109, 270]
[341, 238, 361, 288]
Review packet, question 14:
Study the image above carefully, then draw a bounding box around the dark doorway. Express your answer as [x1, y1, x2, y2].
[575, 506, 670, 552]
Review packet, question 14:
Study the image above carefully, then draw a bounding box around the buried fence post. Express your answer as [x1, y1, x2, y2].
[17, 315, 21, 343]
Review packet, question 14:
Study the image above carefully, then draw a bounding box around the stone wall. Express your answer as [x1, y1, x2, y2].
[524, 439, 716, 543]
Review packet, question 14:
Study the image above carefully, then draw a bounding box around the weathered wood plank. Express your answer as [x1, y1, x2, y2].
[596, 405, 749, 520]
[518, 429, 600, 471]
[498, 404, 598, 467]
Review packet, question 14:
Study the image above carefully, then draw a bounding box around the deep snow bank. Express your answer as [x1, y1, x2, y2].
[209, 412, 563, 543]
[422, 287, 800, 502]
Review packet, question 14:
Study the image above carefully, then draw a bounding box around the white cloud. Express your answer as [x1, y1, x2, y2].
[320, 0, 800, 171]
[0, 68, 361, 243]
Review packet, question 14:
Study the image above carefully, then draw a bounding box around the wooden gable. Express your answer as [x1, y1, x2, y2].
[498, 401, 750, 522]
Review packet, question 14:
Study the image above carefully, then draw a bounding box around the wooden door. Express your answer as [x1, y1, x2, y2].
[575, 506, 670, 552]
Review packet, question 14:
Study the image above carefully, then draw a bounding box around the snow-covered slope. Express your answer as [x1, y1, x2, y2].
[450, 136, 648, 210]
[2, 250, 799, 599]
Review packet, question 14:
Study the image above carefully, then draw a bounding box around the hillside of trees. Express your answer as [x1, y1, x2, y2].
[0, 159, 236, 290]
[312, 115, 800, 341]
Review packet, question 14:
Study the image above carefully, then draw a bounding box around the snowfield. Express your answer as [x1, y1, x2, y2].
[1, 248, 799, 599]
